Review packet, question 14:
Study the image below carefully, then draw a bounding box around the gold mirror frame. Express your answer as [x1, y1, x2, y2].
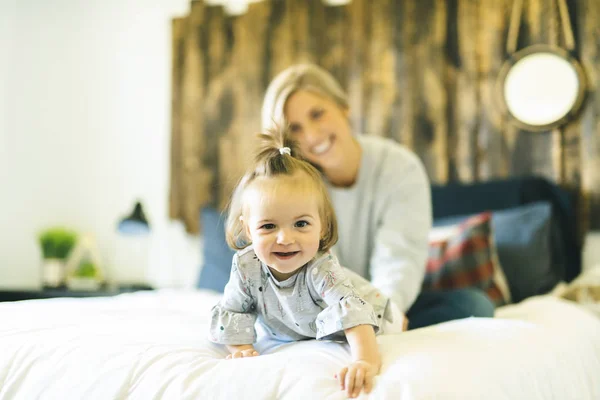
[497, 45, 586, 132]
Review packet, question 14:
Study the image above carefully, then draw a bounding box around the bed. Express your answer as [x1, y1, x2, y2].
[2, 176, 600, 399]
[1, 290, 599, 399]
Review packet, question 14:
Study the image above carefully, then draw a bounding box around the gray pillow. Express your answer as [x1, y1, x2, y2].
[434, 202, 555, 303]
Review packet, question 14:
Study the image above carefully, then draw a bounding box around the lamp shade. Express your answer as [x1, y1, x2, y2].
[118, 201, 150, 235]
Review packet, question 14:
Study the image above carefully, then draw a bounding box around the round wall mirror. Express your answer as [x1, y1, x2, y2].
[497, 45, 586, 131]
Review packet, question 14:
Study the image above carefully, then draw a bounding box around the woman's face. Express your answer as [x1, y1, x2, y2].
[284, 90, 354, 171]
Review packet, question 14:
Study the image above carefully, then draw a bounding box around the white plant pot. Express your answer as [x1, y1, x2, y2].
[42, 258, 66, 288]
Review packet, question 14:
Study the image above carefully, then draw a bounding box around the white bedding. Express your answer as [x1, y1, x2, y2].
[1, 290, 599, 400]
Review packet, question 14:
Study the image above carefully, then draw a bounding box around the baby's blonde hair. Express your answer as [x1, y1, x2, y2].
[261, 64, 349, 131]
[225, 126, 338, 252]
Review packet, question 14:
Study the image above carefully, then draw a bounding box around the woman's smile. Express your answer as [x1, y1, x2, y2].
[310, 135, 335, 156]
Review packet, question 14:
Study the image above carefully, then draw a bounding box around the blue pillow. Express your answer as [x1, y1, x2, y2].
[196, 207, 235, 292]
[434, 201, 556, 303]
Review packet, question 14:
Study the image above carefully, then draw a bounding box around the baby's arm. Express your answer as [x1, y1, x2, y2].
[337, 324, 381, 398]
[309, 254, 383, 397]
[209, 253, 259, 358]
[225, 344, 259, 359]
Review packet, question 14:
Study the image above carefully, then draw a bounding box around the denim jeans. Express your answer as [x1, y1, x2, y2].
[406, 288, 495, 330]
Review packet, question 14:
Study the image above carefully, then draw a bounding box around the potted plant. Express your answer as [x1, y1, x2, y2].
[38, 227, 78, 288]
[67, 260, 104, 291]
[65, 234, 105, 291]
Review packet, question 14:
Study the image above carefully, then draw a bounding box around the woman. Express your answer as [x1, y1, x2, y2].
[261, 64, 494, 329]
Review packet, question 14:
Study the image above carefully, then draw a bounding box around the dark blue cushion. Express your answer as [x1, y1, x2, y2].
[431, 177, 581, 283]
[434, 202, 555, 302]
[196, 207, 235, 292]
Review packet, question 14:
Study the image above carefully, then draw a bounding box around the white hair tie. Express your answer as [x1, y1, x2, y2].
[279, 147, 291, 156]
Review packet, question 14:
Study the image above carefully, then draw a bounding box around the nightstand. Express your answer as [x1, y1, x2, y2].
[0, 285, 153, 302]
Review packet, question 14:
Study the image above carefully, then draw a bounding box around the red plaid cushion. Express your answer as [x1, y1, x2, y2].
[423, 212, 510, 306]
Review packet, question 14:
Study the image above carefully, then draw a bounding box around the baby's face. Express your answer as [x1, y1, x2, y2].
[243, 176, 322, 281]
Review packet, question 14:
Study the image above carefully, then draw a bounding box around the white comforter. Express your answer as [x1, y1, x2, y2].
[1, 290, 599, 400]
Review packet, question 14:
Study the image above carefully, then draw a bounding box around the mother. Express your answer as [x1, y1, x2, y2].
[261, 64, 494, 329]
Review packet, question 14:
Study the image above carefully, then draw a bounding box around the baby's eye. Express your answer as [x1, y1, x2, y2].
[295, 220, 309, 228]
[260, 223, 276, 230]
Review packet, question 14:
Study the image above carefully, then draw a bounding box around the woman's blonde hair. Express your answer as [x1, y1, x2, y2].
[225, 125, 338, 252]
[261, 64, 349, 131]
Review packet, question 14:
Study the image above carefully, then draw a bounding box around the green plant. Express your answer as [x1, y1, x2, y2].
[75, 261, 98, 278]
[38, 228, 78, 260]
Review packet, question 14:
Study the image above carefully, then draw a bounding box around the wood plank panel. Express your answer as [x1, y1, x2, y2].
[287, 0, 313, 63]
[391, 0, 415, 149]
[169, 17, 187, 220]
[412, 0, 448, 183]
[320, 2, 350, 88]
[449, 0, 480, 182]
[578, 0, 600, 229]
[478, 0, 510, 180]
[346, 0, 370, 134]
[201, 4, 231, 211]
[561, 0, 583, 189]
[217, 1, 273, 209]
[267, 0, 298, 81]
[179, 0, 211, 234]
[364, 0, 396, 139]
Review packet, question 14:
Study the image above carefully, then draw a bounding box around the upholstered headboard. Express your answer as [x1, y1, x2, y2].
[197, 176, 585, 304]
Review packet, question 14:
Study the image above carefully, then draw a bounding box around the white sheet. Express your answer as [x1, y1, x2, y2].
[1, 290, 599, 400]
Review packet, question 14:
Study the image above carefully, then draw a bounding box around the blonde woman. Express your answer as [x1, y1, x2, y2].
[261, 64, 494, 330]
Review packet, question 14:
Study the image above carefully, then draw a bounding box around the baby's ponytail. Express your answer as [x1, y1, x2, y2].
[252, 126, 303, 177]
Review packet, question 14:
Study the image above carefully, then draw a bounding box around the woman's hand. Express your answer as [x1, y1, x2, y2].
[335, 360, 379, 398]
[225, 344, 259, 359]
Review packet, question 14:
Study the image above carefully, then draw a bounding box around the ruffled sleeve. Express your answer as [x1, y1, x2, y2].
[309, 253, 379, 340]
[208, 253, 258, 345]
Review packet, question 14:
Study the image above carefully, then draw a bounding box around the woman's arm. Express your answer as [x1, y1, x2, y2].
[369, 150, 432, 313]
[337, 324, 381, 398]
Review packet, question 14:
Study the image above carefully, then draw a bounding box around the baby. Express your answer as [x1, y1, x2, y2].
[208, 127, 403, 398]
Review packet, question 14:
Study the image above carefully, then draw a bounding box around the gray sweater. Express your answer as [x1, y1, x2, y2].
[328, 134, 432, 312]
[208, 247, 392, 344]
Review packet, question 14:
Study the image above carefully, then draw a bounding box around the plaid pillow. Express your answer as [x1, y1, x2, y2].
[424, 212, 511, 306]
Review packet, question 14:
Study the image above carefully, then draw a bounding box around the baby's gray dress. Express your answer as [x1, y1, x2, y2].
[208, 246, 392, 344]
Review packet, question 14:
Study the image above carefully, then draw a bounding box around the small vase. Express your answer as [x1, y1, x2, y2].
[42, 258, 66, 288]
[66, 276, 101, 291]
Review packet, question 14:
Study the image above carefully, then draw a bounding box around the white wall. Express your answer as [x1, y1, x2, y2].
[0, 1, 16, 217]
[0, 0, 203, 289]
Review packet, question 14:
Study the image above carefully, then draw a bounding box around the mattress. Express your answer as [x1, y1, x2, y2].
[1, 290, 599, 399]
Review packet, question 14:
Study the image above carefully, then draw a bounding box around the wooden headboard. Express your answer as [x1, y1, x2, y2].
[169, 0, 600, 234]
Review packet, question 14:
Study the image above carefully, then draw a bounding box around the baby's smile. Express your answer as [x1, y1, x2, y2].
[273, 251, 300, 260]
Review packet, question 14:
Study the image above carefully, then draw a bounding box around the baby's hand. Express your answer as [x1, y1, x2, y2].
[225, 346, 258, 360]
[335, 360, 379, 398]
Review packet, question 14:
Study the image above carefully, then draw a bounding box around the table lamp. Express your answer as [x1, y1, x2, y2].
[118, 201, 150, 235]
[113, 201, 153, 290]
